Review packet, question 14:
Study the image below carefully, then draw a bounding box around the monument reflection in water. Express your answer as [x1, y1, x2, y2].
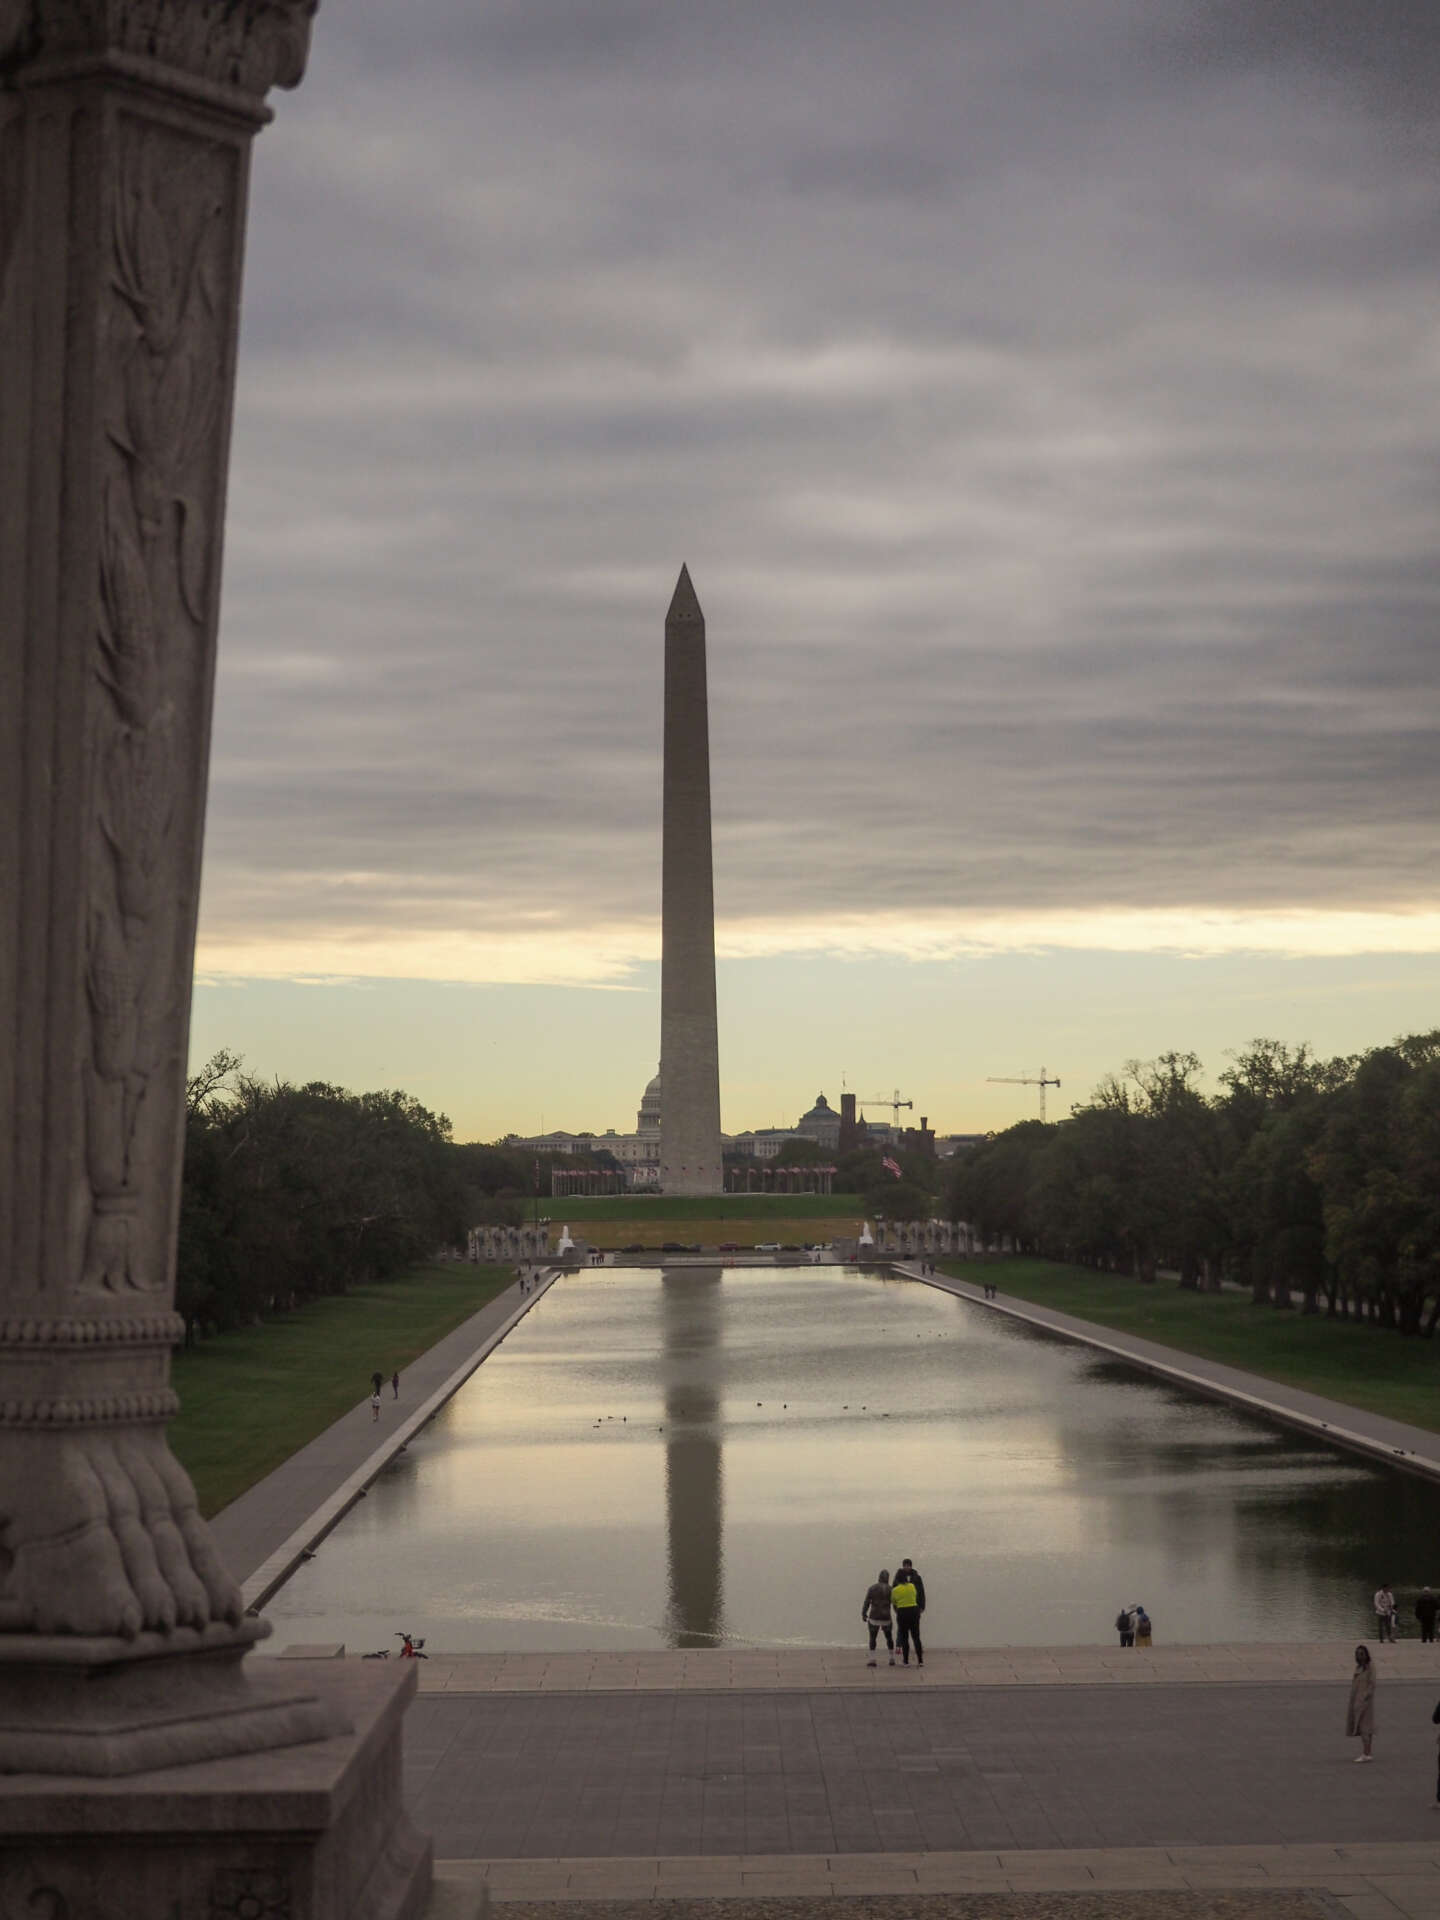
[261, 1267, 1440, 1653]
[663, 1268, 724, 1645]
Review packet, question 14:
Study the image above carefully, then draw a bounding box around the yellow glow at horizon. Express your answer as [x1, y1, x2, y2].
[193, 903, 1440, 987]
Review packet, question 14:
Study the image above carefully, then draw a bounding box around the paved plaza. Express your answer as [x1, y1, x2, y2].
[408, 1680, 1440, 1860]
[413, 1643, 1440, 1696]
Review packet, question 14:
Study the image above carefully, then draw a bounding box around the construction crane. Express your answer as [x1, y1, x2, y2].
[986, 1068, 1061, 1123]
[859, 1090, 913, 1128]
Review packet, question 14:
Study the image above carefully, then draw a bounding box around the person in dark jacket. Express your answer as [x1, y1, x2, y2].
[862, 1569, 894, 1667]
[898, 1557, 926, 1615]
[892, 1571, 923, 1666]
[1417, 1588, 1439, 1644]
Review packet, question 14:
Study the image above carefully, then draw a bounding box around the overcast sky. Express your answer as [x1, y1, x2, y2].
[192, 0, 1440, 1139]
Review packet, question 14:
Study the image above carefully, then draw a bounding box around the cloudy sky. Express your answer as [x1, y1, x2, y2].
[192, 0, 1440, 1141]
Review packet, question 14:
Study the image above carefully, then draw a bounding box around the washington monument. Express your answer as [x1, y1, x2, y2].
[660, 565, 724, 1194]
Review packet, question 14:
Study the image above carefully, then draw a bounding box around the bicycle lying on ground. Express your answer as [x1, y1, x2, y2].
[362, 1632, 428, 1659]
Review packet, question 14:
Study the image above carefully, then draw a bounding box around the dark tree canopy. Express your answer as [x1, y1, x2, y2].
[946, 1032, 1440, 1336]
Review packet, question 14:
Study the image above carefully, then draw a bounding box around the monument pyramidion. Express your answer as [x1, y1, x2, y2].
[660, 566, 724, 1195]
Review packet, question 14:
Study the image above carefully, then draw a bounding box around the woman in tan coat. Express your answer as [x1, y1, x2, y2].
[1346, 1645, 1375, 1761]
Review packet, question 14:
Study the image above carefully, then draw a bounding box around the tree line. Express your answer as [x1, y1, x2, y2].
[179, 1052, 566, 1333]
[946, 1033, 1440, 1335]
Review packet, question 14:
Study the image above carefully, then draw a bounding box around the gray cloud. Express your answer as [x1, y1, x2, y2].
[203, 0, 1440, 964]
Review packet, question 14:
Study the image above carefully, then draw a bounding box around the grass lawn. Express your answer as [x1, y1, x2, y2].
[170, 1261, 511, 1518]
[552, 1194, 860, 1221]
[584, 1215, 863, 1250]
[548, 1192, 873, 1249]
[948, 1256, 1440, 1436]
[549, 1190, 875, 1251]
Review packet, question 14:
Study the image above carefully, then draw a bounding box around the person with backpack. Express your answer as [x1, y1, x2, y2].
[1115, 1604, 1136, 1648]
[861, 1568, 895, 1667]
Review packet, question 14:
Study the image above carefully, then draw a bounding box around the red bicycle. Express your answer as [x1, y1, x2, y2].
[362, 1631, 429, 1659]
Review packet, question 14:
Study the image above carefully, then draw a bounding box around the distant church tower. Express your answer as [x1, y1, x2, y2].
[659, 566, 723, 1194]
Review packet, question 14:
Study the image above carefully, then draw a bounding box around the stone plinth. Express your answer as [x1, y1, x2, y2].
[0, 1621, 345, 1776]
[0, 1663, 430, 1920]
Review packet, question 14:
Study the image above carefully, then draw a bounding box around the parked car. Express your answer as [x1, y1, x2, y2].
[621, 1244, 643, 1254]
[661, 1241, 687, 1252]
[718, 1241, 741, 1252]
[755, 1241, 781, 1252]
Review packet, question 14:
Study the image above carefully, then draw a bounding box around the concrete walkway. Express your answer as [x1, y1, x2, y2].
[907, 1264, 1440, 1483]
[414, 1643, 1440, 1695]
[412, 1679, 1440, 1913]
[207, 1269, 558, 1608]
[432, 1843, 1440, 1911]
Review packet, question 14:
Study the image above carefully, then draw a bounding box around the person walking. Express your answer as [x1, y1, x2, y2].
[1135, 1605, 1153, 1649]
[892, 1569, 923, 1667]
[1116, 1605, 1136, 1648]
[370, 1389, 381, 1423]
[1375, 1583, 1398, 1643]
[1347, 1645, 1376, 1761]
[1417, 1588, 1438, 1644]
[862, 1569, 895, 1667]
[371, 1370, 384, 1398]
[391, 1370, 400, 1400]
[1432, 1697, 1440, 1806]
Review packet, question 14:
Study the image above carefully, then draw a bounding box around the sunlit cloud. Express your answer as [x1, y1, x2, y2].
[194, 903, 1440, 990]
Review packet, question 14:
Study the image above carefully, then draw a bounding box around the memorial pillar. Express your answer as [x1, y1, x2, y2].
[0, 0, 319, 1673]
[0, 9, 439, 1916]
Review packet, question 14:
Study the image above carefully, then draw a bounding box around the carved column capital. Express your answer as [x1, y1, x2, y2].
[0, 0, 318, 100]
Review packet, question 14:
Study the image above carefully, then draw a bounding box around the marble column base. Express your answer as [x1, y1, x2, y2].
[0, 1619, 346, 1777]
[0, 1661, 431, 1920]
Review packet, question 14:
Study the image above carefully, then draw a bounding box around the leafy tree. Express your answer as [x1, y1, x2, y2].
[865, 1177, 934, 1222]
[774, 1137, 827, 1167]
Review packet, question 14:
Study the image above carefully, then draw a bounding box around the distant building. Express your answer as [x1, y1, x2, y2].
[937, 1132, 988, 1158]
[505, 1130, 588, 1156]
[506, 1073, 936, 1189]
[794, 1093, 842, 1151]
[508, 1068, 665, 1190]
[729, 1128, 801, 1160]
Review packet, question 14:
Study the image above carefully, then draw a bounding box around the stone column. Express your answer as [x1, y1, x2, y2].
[0, 0, 319, 1671]
[0, 9, 439, 1916]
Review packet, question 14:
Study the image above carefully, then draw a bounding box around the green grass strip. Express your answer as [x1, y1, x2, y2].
[170, 1261, 511, 1517]
[944, 1256, 1440, 1436]
[544, 1193, 861, 1221]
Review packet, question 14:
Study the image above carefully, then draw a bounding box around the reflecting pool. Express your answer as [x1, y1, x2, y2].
[259, 1267, 1440, 1651]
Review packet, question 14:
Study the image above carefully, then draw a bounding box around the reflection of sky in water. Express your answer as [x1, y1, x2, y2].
[259, 1267, 1440, 1653]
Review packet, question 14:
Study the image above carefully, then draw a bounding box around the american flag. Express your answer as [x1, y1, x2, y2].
[882, 1156, 902, 1179]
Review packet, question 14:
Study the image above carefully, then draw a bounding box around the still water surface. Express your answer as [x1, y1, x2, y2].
[261, 1267, 1440, 1651]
